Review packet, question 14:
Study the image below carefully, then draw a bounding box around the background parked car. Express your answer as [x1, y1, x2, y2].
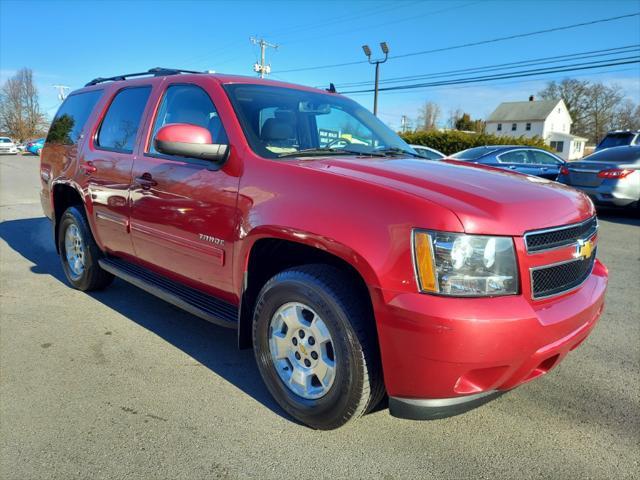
[25, 138, 45, 155]
[409, 144, 445, 160]
[450, 145, 565, 180]
[595, 130, 639, 151]
[0, 137, 19, 154]
[558, 145, 640, 209]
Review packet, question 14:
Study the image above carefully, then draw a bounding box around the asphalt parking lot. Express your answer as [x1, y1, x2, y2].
[0, 153, 638, 479]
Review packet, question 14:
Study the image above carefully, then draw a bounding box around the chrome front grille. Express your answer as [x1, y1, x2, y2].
[526, 216, 598, 299]
[525, 216, 597, 253]
[530, 253, 596, 299]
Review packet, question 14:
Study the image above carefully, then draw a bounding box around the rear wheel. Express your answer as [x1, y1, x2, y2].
[252, 265, 384, 429]
[58, 206, 113, 291]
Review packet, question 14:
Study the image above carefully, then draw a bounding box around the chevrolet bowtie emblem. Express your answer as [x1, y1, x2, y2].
[574, 238, 595, 260]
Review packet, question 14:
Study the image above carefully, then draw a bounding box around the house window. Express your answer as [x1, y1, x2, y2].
[497, 123, 502, 131]
[511, 123, 517, 131]
[573, 141, 582, 153]
[550, 141, 564, 152]
[526, 123, 531, 131]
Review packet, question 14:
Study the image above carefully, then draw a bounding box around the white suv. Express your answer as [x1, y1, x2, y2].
[0, 137, 19, 154]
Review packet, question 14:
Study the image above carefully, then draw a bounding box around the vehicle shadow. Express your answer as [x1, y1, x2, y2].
[0, 216, 295, 423]
[596, 206, 639, 226]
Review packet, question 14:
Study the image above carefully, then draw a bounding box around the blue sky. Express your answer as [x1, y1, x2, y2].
[1, 0, 639, 129]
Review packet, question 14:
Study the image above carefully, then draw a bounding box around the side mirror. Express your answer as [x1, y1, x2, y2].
[154, 123, 228, 163]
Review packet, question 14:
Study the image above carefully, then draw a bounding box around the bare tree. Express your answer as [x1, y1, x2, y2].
[447, 108, 464, 129]
[416, 101, 441, 131]
[0, 68, 47, 141]
[539, 78, 626, 143]
[539, 79, 591, 133]
[614, 99, 640, 130]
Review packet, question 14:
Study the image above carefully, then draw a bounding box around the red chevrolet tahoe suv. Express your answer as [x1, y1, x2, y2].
[40, 68, 608, 429]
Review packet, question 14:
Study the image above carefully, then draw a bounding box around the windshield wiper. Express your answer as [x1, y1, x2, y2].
[375, 147, 423, 158]
[278, 147, 384, 158]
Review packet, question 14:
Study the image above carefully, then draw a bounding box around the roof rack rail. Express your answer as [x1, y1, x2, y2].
[85, 67, 205, 87]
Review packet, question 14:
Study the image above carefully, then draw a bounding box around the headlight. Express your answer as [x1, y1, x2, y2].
[413, 230, 518, 296]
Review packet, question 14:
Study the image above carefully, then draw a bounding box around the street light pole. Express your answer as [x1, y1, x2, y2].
[362, 42, 389, 116]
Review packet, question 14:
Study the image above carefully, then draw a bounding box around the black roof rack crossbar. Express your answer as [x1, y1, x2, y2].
[85, 67, 205, 87]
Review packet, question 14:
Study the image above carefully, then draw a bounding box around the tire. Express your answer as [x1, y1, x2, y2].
[58, 206, 114, 291]
[252, 264, 384, 429]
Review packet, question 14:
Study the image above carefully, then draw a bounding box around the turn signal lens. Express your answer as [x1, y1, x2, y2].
[597, 168, 633, 179]
[413, 231, 437, 292]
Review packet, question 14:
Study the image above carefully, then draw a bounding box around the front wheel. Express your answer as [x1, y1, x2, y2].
[58, 206, 113, 291]
[252, 265, 384, 429]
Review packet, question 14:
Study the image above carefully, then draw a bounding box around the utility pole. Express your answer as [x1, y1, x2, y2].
[362, 42, 389, 116]
[52, 84, 70, 101]
[401, 115, 408, 133]
[251, 37, 278, 78]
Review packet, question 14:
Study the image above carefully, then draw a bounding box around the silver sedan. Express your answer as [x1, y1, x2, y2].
[558, 145, 640, 209]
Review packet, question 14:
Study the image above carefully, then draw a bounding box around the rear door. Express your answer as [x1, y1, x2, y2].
[129, 79, 240, 301]
[83, 85, 153, 256]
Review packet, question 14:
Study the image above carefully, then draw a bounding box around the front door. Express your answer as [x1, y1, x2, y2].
[129, 80, 240, 301]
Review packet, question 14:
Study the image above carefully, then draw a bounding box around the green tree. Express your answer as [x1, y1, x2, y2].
[454, 113, 484, 133]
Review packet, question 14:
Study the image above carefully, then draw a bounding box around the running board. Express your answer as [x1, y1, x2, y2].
[98, 257, 238, 329]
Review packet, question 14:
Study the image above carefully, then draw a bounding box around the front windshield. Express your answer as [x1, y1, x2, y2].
[224, 84, 415, 159]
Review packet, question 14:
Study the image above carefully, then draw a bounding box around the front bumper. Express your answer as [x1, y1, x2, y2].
[375, 259, 608, 419]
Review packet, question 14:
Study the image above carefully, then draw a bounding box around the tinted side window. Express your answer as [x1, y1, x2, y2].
[46, 90, 102, 145]
[528, 150, 560, 165]
[498, 150, 529, 164]
[150, 84, 227, 154]
[97, 87, 151, 153]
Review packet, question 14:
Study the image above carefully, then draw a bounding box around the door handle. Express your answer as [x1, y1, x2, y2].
[79, 162, 97, 175]
[135, 173, 157, 189]
[508, 165, 517, 169]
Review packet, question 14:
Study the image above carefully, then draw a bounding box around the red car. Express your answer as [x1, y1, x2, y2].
[40, 68, 607, 429]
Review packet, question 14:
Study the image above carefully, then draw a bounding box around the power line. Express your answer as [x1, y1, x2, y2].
[329, 45, 640, 89]
[278, 1, 479, 46]
[340, 57, 640, 94]
[274, 12, 640, 74]
[182, 1, 422, 69]
[362, 66, 640, 101]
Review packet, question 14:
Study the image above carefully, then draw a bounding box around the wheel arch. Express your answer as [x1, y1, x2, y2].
[51, 181, 89, 253]
[236, 228, 380, 349]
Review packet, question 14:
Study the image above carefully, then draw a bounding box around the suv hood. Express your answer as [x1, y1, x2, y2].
[298, 157, 594, 235]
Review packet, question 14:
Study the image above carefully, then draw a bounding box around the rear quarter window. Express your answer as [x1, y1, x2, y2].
[97, 86, 151, 153]
[46, 90, 103, 146]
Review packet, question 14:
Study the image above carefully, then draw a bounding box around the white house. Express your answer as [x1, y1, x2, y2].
[485, 96, 587, 160]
